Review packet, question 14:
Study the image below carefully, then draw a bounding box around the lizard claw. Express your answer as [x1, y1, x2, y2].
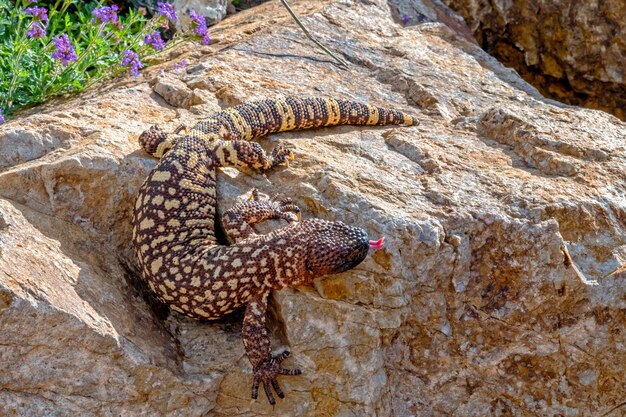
[270, 144, 295, 168]
[271, 194, 293, 205]
[251, 351, 301, 405]
[249, 188, 261, 201]
[173, 124, 187, 134]
[270, 197, 301, 223]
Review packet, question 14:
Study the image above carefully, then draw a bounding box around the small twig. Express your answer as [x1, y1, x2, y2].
[280, 0, 348, 68]
[561, 244, 598, 285]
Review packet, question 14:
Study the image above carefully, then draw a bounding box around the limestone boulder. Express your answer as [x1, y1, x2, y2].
[0, 0, 624, 416]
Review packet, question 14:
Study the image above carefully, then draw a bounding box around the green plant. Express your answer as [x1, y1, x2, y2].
[0, 0, 211, 123]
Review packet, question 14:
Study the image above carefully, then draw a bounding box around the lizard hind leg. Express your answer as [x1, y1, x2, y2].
[244, 293, 302, 405]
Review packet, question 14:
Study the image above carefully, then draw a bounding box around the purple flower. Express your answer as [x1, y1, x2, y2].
[121, 50, 144, 77]
[0, 109, 4, 124]
[189, 10, 210, 45]
[189, 10, 203, 24]
[157, 2, 177, 21]
[401, 15, 410, 25]
[51, 33, 77, 66]
[91, 4, 119, 25]
[200, 32, 211, 45]
[173, 59, 188, 70]
[25, 6, 48, 22]
[26, 22, 47, 39]
[27, 0, 38, 3]
[144, 31, 166, 51]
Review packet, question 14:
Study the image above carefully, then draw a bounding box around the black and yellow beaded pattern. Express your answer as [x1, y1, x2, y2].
[132, 96, 417, 404]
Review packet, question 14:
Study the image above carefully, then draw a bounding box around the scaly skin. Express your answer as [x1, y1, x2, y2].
[132, 96, 418, 404]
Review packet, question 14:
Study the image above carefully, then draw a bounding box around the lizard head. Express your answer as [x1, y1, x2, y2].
[299, 219, 383, 278]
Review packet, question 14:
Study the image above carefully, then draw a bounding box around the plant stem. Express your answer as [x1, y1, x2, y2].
[5, 11, 29, 110]
[279, 0, 348, 68]
[37, 40, 56, 99]
[142, 34, 187, 61]
[47, 0, 71, 38]
[5, 44, 26, 110]
[48, 18, 115, 96]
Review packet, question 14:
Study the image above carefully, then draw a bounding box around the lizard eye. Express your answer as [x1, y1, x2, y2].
[305, 259, 314, 275]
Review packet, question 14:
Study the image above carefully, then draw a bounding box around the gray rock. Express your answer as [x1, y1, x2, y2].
[174, 0, 230, 25]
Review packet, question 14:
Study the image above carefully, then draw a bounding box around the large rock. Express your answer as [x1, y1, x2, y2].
[441, 0, 626, 120]
[174, 0, 230, 25]
[0, 0, 624, 415]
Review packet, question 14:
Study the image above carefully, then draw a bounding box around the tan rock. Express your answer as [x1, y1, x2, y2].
[0, 0, 624, 416]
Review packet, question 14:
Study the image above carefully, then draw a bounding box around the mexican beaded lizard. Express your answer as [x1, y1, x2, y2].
[132, 96, 418, 404]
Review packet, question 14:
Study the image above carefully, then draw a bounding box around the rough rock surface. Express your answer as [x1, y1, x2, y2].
[0, 0, 625, 416]
[441, 0, 626, 120]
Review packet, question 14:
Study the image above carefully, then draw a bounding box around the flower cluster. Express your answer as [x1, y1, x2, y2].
[91, 4, 119, 25]
[144, 31, 166, 51]
[1, 0, 224, 123]
[25, 6, 48, 22]
[121, 50, 144, 77]
[51, 34, 77, 66]
[24, 5, 48, 39]
[189, 10, 210, 45]
[26, 22, 46, 39]
[157, 2, 177, 21]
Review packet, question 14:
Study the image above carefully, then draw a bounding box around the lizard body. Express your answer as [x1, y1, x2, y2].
[132, 96, 417, 403]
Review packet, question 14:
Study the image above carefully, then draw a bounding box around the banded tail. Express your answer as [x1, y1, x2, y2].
[139, 97, 418, 158]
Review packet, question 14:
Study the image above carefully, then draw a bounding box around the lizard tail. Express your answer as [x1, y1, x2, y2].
[188, 96, 419, 142]
[139, 97, 419, 157]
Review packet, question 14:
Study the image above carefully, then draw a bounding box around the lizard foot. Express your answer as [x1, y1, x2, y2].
[249, 189, 301, 223]
[270, 194, 300, 223]
[138, 124, 186, 157]
[269, 144, 295, 167]
[252, 351, 301, 405]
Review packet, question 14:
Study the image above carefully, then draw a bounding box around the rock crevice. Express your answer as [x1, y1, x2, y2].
[443, 0, 626, 120]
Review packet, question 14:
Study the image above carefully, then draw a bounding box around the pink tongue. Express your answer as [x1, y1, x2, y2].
[369, 237, 385, 251]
